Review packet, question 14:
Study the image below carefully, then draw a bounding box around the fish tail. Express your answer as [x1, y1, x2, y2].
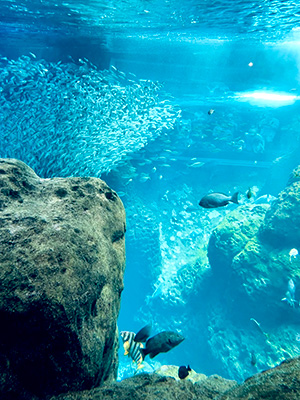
[231, 192, 239, 204]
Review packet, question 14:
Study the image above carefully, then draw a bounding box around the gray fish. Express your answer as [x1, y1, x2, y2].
[199, 192, 239, 208]
[281, 290, 296, 308]
[250, 351, 257, 366]
[134, 324, 152, 343]
[141, 331, 185, 359]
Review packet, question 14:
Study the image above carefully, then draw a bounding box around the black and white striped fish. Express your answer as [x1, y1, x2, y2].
[120, 331, 144, 369]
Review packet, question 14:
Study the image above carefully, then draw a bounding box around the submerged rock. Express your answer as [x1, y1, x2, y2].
[0, 159, 126, 399]
[218, 357, 300, 400]
[208, 204, 269, 272]
[50, 357, 300, 399]
[260, 180, 300, 246]
[155, 364, 207, 383]
[203, 171, 300, 380]
[50, 372, 236, 400]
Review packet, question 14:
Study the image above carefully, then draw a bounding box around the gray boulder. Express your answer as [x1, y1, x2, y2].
[50, 372, 236, 400]
[217, 357, 300, 400]
[49, 357, 300, 400]
[0, 159, 126, 399]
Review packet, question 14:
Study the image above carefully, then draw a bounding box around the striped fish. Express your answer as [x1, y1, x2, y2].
[120, 331, 144, 370]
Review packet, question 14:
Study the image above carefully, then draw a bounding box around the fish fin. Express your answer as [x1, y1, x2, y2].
[187, 365, 192, 371]
[123, 341, 130, 355]
[149, 350, 160, 359]
[140, 348, 147, 359]
[230, 192, 239, 204]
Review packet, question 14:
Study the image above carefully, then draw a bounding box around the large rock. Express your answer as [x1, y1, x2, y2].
[218, 357, 300, 400]
[50, 372, 236, 400]
[260, 180, 300, 247]
[203, 175, 300, 380]
[208, 204, 269, 273]
[0, 159, 126, 399]
[49, 357, 300, 400]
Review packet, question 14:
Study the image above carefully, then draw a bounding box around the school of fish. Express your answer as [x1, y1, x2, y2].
[0, 55, 180, 178]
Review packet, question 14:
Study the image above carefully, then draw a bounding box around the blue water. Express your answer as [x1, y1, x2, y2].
[1, 0, 300, 383]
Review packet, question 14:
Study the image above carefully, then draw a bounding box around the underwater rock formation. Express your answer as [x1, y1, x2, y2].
[208, 204, 269, 273]
[217, 357, 300, 400]
[155, 364, 207, 383]
[50, 372, 236, 400]
[204, 175, 300, 380]
[224, 178, 300, 321]
[50, 357, 300, 399]
[260, 179, 300, 246]
[0, 159, 126, 399]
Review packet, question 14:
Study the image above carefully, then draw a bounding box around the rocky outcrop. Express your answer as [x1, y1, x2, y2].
[204, 175, 300, 380]
[0, 159, 126, 399]
[260, 180, 300, 246]
[208, 204, 269, 273]
[50, 372, 236, 400]
[217, 357, 300, 400]
[50, 357, 300, 400]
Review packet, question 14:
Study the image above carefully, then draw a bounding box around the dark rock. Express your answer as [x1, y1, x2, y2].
[0, 159, 126, 399]
[217, 357, 300, 400]
[50, 372, 236, 400]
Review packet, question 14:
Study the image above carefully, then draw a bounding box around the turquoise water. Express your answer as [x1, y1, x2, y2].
[1, 0, 300, 383]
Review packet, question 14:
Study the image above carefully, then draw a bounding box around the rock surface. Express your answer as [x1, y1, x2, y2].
[155, 364, 207, 383]
[203, 176, 300, 380]
[50, 357, 300, 400]
[260, 180, 300, 246]
[217, 357, 300, 400]
[0, 159, 126, 399]
[208, 204, 269, 273]
[50, 372, 236, 400]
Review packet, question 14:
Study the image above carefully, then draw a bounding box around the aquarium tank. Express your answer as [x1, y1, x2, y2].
[1, 0, 300, 386]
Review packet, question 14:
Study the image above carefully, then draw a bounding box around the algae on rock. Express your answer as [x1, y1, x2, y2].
[0, 159, 126, 399]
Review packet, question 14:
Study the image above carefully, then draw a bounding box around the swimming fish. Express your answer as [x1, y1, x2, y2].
[281, 290, 297, 308]
[134, 324, 152, 343]
[250, 351, 257, 366]
[120, 331, 144, 369]
[199, 192, 239, 208]
[188, 161, 205, 168]
[246, 187, 252, 199]
[140, 331, 185, 359]
[289, 248, 298, 262]
[288, 279, 296, 297]
[178, 365, 191, 379]
[208, 109, 215, 115]
[254, 194, 277, 204]
[250, 318, 269, 340]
